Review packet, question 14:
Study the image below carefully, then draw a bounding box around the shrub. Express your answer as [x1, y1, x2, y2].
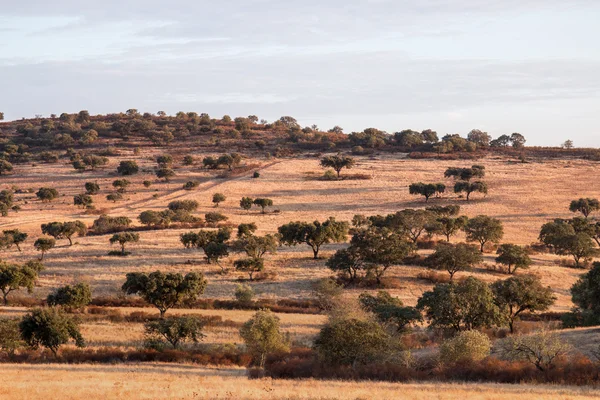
[91, 215, 132, 234]
[117, 160, 139, 175]
[252, 171, 260, 178]
[235, 284, 255, 305]
[312, 278, 343, 311]
[183, 181, 199, 190]
[47, 283, 92, 312]
[168, 200, 199, 212]
[205, 212, 228, 226]
[0, 318, 23, 358]
[36, 187, 59, 202]
[314, 318, 390, 366]
[439, 330, 491, 365]
[501, 330, 571, 371]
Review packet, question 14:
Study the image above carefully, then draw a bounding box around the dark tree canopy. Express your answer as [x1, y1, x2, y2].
[109, 232, 140, 255]
[320, 154, 356, 179]
[358, 291, 422, 333]
[253, 198, 273, 214]
[409, 182, 446, 202]
[464, 215, 504, 252]
[144, 316, 205, 349]
[495, 244, 532, 274]
[426, 215, 468, 242]
[278, 218, 349, 259]
[34, 237, 56, 260]
[122, 271, 207, 317]
[36, 187, 59, 202]
[417, 277, 503, 332]
[19, 307, 85, 356]
[0, 260, 43, 305]
[569, 198, 600, 218]
[425, 243, 482, 280]
[117, 160, 139, 175]
[492, 275, 555, 332]
[47, 282, 92, 312]
[454, 181, 488, 201]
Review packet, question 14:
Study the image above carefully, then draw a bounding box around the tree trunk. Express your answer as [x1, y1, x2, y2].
[312, 246, 319, 259]
[39, 251, 45, 261]
[336, 169, 341, 179]
[480, 242, 485, 253]
[15, 243, 21, 252]
[159, 309, 166, 319]
[3, 291, 8, 305]
[68, 236, 73, 246]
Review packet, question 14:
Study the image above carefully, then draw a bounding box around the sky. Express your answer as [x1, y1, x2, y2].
[1, 1, 599, 146]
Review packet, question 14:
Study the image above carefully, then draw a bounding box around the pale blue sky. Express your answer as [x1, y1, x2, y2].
[1, 1, 599, 146]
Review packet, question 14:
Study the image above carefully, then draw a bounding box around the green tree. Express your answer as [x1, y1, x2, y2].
[156, 154, 173, 167]
[569, 198, 600, 218]
[212, 193, 226, 207]
[144, 316, 205, 349]
[41, 221, 86, 246]
[253, 198, 273, 214]
[109, 232, 140, 255]
[36, 187, 59, 202]
[156, 167, 175, 182]
[239, 310, 289, 368]
[117, 160, 139, 175]
[278, 218, 349, 259]
[106, 192, 123, 202]
[464, 215, 504, 252]
[409, 182, 446, 202]
[234, 258, 264, 280]
[495, 244, 532, 274]
[0, 261, 42, 305]
[34, 237, 56, 260]
[570, 262, 600, 323]
[492, 275, 555, 333]
[19, 307, 85, 357]
[350, 227, 414, 284]
[454, 181, 488, 201]
[319, 154, 356, 179]
[425, 243, 482, 280]
[417, 277, 503, 332]
[205, 212, 228, 226]
[240, 197, 254, 212]
[358, 291, 422, 333]
[47, 282, 92, 312]
[73, 193, 93, 209]
[327, 246, 365, 282]
[122, 271, 207, 318]
[314, 318, 389, 366]
[425, 216, 468, 242]
[112, 179, 131, 193]
[237, 223, 257, 239]
[2, 229, 28, 251]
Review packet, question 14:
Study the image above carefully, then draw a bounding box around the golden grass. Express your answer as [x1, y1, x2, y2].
[1, 363, 599, 400]
[1, 154, 598, 310]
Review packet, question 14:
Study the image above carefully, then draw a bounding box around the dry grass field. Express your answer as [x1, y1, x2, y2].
[2, 151, 600, 399]
[0, 152, 597, 309]
[1, 363, 599, 400]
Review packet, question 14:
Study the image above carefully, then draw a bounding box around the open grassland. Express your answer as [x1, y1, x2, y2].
[1, 363, 599, 400]
[0, 153, 598, 310]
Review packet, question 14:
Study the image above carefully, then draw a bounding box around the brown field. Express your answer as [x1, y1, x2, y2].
[1, 363, 599, 400]
[0, 153, 597, 309]
[2, 151, 600, 398]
